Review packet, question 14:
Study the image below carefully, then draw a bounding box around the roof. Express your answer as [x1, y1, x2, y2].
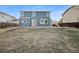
[62, 6, 78, 16]
[59, 5, 79, 23]
[0, 12, 15, 18]
[19, 11, 50, 13]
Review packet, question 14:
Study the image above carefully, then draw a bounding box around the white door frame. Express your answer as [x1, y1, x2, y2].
[32, 19, 37, 27]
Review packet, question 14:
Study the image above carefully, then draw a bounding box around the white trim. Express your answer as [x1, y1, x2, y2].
[23, 17, 30, 18]
[21, 17, 30, 23]
[21, 12, 24, 16]
[40, 19, 48, 24]
[32, 19, 37, 27]
[22, 18, 27, 23]
[32, 11, 36, 17]
[23, 12, 24, 16]
[47, 12, 49, 17]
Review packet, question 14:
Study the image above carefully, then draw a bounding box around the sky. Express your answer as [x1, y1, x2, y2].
[0, 5, 72, 21]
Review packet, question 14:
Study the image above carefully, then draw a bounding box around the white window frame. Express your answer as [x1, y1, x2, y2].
[32, 11, 36, 17]
[47, 12, 50, 17]
[21, 12, 24, 16]
[47, 12, 49, 17]
[22, 18, 27, 23]
[22, 17, 30, 23]
[40, 19, 48, 24]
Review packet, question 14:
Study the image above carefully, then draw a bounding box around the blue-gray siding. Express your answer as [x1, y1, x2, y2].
[20, 11, 51, 27]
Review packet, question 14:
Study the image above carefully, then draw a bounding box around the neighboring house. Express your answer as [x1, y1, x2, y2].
[0, 12, 18, 28]
[9, 19, 19, 24]
[0, 12, 16, 23]
[52, 20, 59, 27]
[59, 6, 79, 27]
[19, 11, 51, 28]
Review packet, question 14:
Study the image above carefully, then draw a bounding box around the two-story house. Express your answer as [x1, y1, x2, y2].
[19, 11, 51, 28]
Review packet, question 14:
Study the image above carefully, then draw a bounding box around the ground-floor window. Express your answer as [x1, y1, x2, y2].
[22, 19, 27, 23]
[21, 17, 30, 23]
[40, 19, 48, 24]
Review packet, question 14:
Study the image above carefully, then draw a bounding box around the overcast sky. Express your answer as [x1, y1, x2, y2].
[0, 5, 71, 21]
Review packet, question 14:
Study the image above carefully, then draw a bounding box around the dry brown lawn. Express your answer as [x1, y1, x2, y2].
[0, 28, 79, 53]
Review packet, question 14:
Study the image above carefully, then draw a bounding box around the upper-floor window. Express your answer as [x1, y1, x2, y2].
[32, 12, 36, 17]
[47, 12, 50, 17]
[21, 12, 24, 16]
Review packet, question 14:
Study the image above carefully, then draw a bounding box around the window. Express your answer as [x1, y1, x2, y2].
[40, 19, 48, 24]
[22, 19, 27, 23]
[22, 17, 28, 23]
[21, 12, 24, 16]
[45, 20, 47, 23]
[24, 20, 26, 22]
[47, 13, 49, 17]
[32, 12, 36, 17]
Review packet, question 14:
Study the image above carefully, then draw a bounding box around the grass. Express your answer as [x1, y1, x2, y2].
[65, 30, 79, 50]
[0, 29, 8, 33]
[0, 28, 79, 53]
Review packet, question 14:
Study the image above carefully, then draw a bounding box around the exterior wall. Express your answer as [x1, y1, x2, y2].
[20, 11, 51, 27]
[20, 17, 31, 27]
[9, 20, 19, 24]
[35, 12, 50, 27]
[62, 6, 79, 23]
[0, 14, 15, 22]
[20, 12, 32, 27]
